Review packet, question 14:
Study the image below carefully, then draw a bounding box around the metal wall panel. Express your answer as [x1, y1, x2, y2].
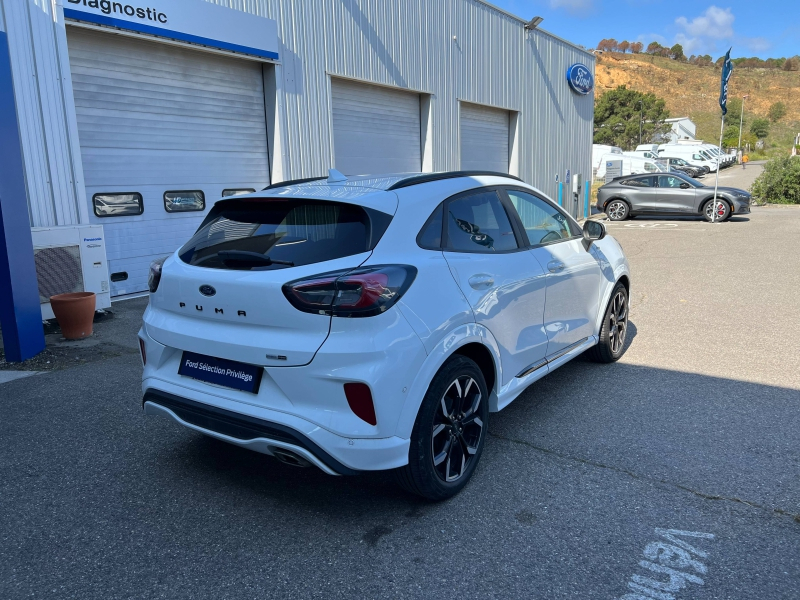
[9, 0, 595, 224]
[460, 102, 510, 173]
[0, 0, 86, 227]
[331, 78, 421, 175]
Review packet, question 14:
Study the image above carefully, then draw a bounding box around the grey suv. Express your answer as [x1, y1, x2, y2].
[597, 172, 751, 222]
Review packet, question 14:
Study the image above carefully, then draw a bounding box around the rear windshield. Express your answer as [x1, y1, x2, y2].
[178, 199, 391, 270]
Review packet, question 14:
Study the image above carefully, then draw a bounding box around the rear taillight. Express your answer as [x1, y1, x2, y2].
[344, 383, 377, 425]
[282, 265, 417, 317]
[148, 256, 168, 293]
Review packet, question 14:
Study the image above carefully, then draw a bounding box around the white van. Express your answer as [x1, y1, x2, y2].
[658, 146, 719, 172]
[635, 144, 660, 153]
[596, 153, 665, 179]
[663, 142, 732, 167]
[625, 150, 660, 161]
[592, 144, 623, 170]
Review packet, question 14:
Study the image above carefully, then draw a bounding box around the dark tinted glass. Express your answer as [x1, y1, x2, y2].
[417, 203, 444, 249]
[445, 191, 518, 252]
[179, 199, 387, 270]
[621, 177, 654, 187]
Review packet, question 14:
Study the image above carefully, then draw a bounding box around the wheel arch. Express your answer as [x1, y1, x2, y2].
[394, 324, 503, 440]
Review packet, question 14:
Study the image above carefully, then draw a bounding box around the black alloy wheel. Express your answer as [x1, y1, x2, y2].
[587, 282, 629, 363]
[605, 200, 629, 221]
[396, 356, 489, 500]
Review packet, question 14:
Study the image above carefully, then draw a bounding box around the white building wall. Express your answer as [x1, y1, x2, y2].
[0, 0, 87, 227]
[6, 0, 595, 223]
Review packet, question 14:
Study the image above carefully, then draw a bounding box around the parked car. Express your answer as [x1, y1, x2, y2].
[659, 157, 706, 178]
[140, 170, 631, 500]
[657, 146, 719, 172]
[597, 171, 751, 221]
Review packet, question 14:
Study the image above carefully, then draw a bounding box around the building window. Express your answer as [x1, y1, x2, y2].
[222, 188, 256, 197]
[164, 191, 205, 213]
[92, 193, 144, 217]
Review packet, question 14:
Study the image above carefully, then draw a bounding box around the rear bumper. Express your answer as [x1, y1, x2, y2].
[142, 384, 410, 473]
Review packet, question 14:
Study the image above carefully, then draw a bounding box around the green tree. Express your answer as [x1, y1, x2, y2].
[646, 41, 662, 54]
[751, 157, 800, 204]
[593, 85, 671, 150]
[722, 125, 740, 148]
[750, 118, 770, 139]
[725, 97, 744, 124]
[670, 43, 685, 61]
[768, 102, 786, 122]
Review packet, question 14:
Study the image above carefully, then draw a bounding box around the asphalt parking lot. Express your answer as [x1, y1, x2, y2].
[2, 172, 799, 598]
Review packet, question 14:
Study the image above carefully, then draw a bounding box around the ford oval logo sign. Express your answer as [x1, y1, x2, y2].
[199, 285, 216, 297]
[567, 63, 593, 95]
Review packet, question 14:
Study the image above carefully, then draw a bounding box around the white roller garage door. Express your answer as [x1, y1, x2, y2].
[67, 27, 270, 296]
[460, 103, 509, 173]
[331, 79, 421, 176]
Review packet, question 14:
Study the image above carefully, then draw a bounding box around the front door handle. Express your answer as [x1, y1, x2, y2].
[468, 274, 495, 289]
[547, 260, 565, 273]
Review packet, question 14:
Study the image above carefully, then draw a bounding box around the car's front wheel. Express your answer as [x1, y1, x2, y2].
[587, 282, 629, 363]
[703, 198, 730, 222]
[606, 200, 630, 221]
[396, 356, 489, 500]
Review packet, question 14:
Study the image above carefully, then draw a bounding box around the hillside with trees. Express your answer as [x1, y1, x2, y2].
[593, 51, 800, 156]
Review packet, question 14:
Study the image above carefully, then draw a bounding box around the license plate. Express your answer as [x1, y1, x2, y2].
[178, 351, 263, 394]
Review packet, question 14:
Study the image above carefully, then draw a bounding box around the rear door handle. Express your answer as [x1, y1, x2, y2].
[468, 274, 495, 289]
[547, 261, 565, 273]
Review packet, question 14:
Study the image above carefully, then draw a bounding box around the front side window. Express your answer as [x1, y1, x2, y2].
[658, 175, 687, 189]
[179, 199, 390, 270]
[165, 191, 205, 213]
[505, 190, 579, 246]
[93, 192, 143, 217]
[445, 191, 518, 253]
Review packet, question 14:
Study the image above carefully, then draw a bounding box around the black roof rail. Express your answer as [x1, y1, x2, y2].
[262, 176, 326, 191]
[387, 171, 523, 191]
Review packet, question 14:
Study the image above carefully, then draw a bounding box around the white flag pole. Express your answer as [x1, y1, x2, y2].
[711, 114, 725, 223]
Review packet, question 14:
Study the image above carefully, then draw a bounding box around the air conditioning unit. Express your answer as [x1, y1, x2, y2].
[31, 225, 111, 320]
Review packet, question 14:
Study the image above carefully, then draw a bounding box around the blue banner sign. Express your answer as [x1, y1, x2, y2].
[178, 351, 263, 394]
[566, 63, 594, 95]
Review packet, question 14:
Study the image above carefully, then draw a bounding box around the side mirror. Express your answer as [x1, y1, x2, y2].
[582, 220, 606, 247]
[680, 182, 691, 189]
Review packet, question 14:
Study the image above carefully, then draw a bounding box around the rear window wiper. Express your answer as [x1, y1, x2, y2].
[194, 250, 294, 268]
[218, 250, 294, 267]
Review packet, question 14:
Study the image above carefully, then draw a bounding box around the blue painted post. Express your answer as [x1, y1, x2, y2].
[558, 182, 563, 207]
[584, 184, 590, 219]
[0, 31, 45, 362]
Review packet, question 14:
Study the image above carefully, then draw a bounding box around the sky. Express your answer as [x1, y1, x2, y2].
[492, 1, 800, 59]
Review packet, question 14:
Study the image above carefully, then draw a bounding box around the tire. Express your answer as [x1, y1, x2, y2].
[587, 282, 629, 363]
[605, 200, 630, 221]
[703, 198, 730, 222]
[395, 356, 489, 501]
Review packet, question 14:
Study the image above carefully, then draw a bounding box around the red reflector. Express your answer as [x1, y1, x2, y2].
[138, 337, 147, 366]
[343, 383, 377, 426]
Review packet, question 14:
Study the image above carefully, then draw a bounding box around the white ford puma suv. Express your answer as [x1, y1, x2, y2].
[140, 171, 631, 500]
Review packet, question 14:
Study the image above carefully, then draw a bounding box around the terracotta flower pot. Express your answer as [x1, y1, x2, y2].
[50, 292, 96, 340]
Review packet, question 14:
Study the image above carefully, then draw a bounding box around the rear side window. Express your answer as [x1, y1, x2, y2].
[621, 177, 654, 187]
[178, 199, 391, 270]
[417, 203, 444, 249]
[444, 191, 518, 253]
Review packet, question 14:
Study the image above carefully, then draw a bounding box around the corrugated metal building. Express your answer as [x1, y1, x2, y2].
[1, 0, 594, 298]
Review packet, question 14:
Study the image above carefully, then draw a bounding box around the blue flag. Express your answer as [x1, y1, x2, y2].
[719, 48, 733, 116]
